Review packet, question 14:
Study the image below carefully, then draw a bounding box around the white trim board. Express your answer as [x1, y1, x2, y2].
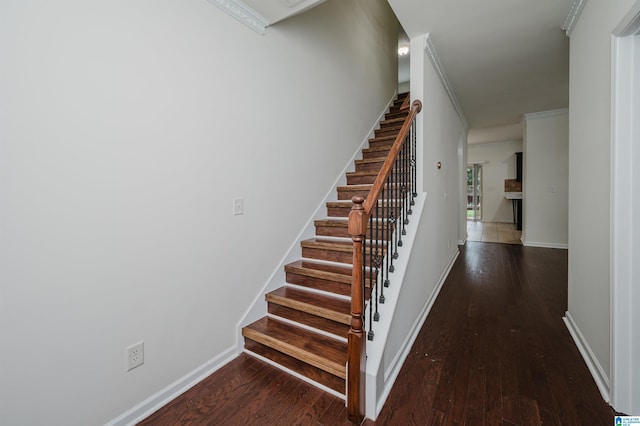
[610, 2, 640, 415]
[522, 241, 568, 250]
[105, 347, 237, 426]
[563, 312, 610, 402]
[562, 0, 589, 36]
[523, 108, 569, 121]
[206, 0, 269, 35]
[423, 34, 469, 130]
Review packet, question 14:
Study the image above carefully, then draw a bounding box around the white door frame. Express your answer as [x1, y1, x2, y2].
[610, 0, 640, 415]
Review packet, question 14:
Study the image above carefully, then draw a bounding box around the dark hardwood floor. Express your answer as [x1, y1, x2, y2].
[139, 242, 616, 425]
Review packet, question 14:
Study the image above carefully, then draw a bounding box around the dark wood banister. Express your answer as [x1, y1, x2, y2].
[346, 99, 422, 423]
[362, 100, 421, 217]
[400, 93, 411, 111]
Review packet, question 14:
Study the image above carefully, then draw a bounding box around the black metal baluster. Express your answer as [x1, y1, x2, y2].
[383, 183, 391, 287]
[365, 231, 373, 341]
[411, 119, 417, 204]
[392, 154, 400, 258]
[401, 139, 409, 235]
[408, 131, 413, 215]
[396, 151, 404, 248]
[376, 197, 385, 306]
[371, 214, 379, 323]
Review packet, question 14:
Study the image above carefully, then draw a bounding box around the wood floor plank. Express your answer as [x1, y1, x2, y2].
[139, 243, 618, 426]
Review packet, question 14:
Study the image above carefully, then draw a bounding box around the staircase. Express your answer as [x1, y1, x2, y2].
[242, 93, 410, 399]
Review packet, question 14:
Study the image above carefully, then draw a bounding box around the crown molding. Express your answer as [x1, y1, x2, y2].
[281, 0, 306, 6]
[207, 0, 268, 35]
[613, 0, 640, 36]
[423, 34, 469, 130]
[562, 0, 588, 37]
[523, 108, 569, 120]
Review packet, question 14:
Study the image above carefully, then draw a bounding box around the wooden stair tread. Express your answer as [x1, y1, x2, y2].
[338, 183, 397, 191]
[376, 124, 402, 130]
[337, 184, 373, 191]
[363, 145, 392, 154]
[385, 111, 409, 119]
[355, 157, 387, 165]
[346, 171, 379, 177]
[285, 259, 353, 284]
[315, 218, 391, 229]
[314, 219, 349, 228]
[243, 317, 347, 378]
[302, 238, 353, 252]
[267, 286, 351, 324]
[286, 259, 374, 281]
[380, 118, 406, 126]
[369, 135, 396, 143]
[379, 125, 403, 132]
[327, 200, 403, 208]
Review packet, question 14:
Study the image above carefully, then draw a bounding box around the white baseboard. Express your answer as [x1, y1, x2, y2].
[522, 240, 568, 249]
[105, 347, 237, 426]
[563, 311, 610, 402]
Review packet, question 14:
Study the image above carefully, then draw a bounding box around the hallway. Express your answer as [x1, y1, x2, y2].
[140, 243, 616, 425]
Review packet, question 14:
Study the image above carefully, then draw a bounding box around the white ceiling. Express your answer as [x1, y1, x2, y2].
[388, 0, 572, 134]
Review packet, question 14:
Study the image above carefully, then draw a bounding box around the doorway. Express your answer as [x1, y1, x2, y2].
[466, 164, 482, 221]
[611, 7, 640, 415]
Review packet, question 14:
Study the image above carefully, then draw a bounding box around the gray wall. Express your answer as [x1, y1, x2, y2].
[0, 1, 398, 423]
[523, 110, 568, 248]
[567, 0, 636, 392]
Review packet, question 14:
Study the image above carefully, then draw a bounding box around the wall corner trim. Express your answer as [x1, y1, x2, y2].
[423, 33, 469, 130]
[206, 0, 269, 35]
[563, 311, 610, 402]
[562, 0, 588, 37]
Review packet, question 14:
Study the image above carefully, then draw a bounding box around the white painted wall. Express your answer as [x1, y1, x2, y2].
[366, 33, 465, 418]
[467, 140, 523, 223]
[567, 0, 636, 399]
[522, 110, 568, 248]
[0, 1, 398, 424]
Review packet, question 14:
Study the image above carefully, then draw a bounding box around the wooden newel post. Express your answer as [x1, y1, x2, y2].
[347, 195, 367, 424]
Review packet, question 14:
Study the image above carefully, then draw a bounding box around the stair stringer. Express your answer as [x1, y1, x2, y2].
[362, 192, 460, 420]
[235, 91, 398, 355]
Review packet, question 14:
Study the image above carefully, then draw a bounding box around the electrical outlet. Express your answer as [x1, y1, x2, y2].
[126, 341, 144, 371]
[233, 198, 243, 215]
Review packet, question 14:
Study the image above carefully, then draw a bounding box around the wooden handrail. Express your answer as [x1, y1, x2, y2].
[363, 100, 422, 217]
[400, 94, 411, 111]
[346, 99, 422, 423]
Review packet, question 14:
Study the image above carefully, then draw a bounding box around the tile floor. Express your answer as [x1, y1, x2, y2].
[466, 220, 522, 244]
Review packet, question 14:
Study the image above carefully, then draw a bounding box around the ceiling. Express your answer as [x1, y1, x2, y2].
[234, 0, 572, 142]
[388, 0, 572, 139]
